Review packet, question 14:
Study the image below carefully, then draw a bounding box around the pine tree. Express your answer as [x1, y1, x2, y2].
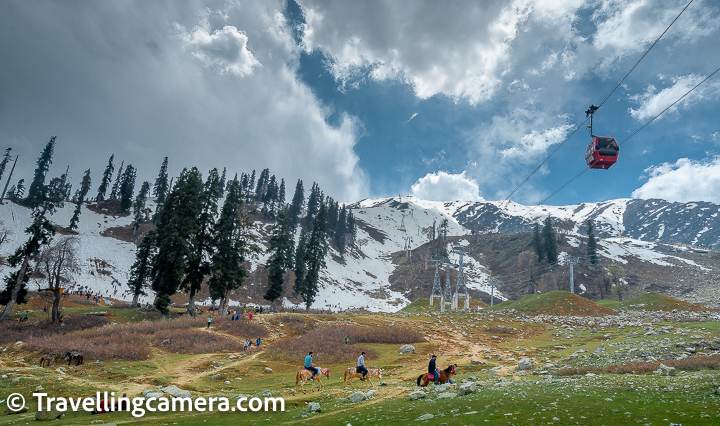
[255, 168, 270, 200]
[132, 181, 151, 232]
[153, 157, 169, 205]
[25, 136, 56, 208]
[69, 169, 92, 229]
[293, 227, 309, 300]
[346, 210, 356, 245]
[119, 164, 136, 212]
[127, 230, 155, 307]
[542, 216, 558, 263]
[264, 207, 295, 304]
[299, 203, 329, 310]
[150, 168, 204, 316]
[0, 176, 59, 322]
[218, 167, 226, 198]
[532, 222, 545, 262]
[586, 219, 598, 265]
[289, 179, 304, 226]
[305, 182, 321, 223]
[278, 178, 286, 206]
[262, 175, 277, 216]
[0, 148, 12, 185]
[336, 205, 348, 257]
[96, 154, 114, 201]
[8, 179, 24, 199]
[209, 178, 260, 315]
[109, 161, 124, 200]
[182, 168, 221, 315]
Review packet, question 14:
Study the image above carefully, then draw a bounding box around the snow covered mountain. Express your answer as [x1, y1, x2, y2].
[1, 195, 718, 313]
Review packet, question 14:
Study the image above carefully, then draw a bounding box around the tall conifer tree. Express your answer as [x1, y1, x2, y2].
[209, 177, 260, 315]
[153, 157, 169, 205]
[132, 181, 151, 232]
[542, 216, 558, 263]
[150, 168, 204, 316]
[127, 230, 155, 307]
[299, 203, 329, 310]
[264, 207, 295, 304]
[0, 148, 12, 185]
[289, 179, 304, 226]
[96, 154, 114, 201]
[586, 219, 598, 264]
[69, 169, 92, 229]
[109, 161, 124, 200]
[25, 136, 56, 208]
[119, 164, 136, 212]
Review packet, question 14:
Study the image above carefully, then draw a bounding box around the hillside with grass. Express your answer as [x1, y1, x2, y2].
[1, 293, 720, 425]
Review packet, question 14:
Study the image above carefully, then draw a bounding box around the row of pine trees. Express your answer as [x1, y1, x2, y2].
[0, 137, 356, 322]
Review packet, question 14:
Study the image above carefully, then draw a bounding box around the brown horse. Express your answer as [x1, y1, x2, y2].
[40, 353, 58, 367]
[416, 364, 457, 387]
[343, 367, 383, 389]
[64, 352, 84, 366]
[294, 367, 330, 393]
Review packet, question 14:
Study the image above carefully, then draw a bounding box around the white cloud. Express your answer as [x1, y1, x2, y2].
[627, 74, 717, 121]
[0, 1, 368, 202]
[411, 171, 485, 202]
[297, 0, 590, 104]
[176, 23, 262, 77]
[406, 112, 418, 123]
[632, 156, 720, 202]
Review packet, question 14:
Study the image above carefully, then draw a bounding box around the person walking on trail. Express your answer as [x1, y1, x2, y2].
[428, 354, 439, 385]
[207, 317, 212, 329]
[344, 335, 349, 345]
[248, 312, 253, 320]
[356, 351, 368, 381]
[305, 351, 319, 380]
[256, 337, 261, 348]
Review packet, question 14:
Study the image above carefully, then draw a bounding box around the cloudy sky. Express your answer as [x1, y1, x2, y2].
[1, 0, 719, 206]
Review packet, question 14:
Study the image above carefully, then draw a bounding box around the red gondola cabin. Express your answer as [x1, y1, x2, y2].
[585, 137, 619, 169]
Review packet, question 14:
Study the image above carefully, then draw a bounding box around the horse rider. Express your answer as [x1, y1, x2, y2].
[356, 351, 368, 381]
[304, 351, 319, 380]
[428, 354, 439, 385]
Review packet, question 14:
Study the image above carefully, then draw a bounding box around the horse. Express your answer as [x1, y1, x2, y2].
[64, 351, 83, 366]
[40, 353, 58, 367]
[343, 367, 383, 389]
[416, 364, 457, 387]
[294, 367, 330, 394]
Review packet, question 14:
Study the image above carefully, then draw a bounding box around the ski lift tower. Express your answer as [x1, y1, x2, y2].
[429, 255, 444, 307]
[452, 248, 471, 310]
[442, 259, 454, 312]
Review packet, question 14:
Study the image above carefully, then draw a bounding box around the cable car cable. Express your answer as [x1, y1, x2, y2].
[596, 0, 695, 110]
[503, 0, 695, 202]
[522, 64, 720, 217]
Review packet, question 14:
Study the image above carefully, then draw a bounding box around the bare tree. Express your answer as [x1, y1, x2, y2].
[606, 263, 627, 302]
[517, 250, 536, 294]
[38, 236, 79, 324]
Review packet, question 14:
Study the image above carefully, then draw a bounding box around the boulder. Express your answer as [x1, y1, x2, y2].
[264, 367, 273, 373]
[161, 385, 191, 398]
[415, 413, 434, 421]
[398, 344, 416, 354]
[658, 363, 676, 376]
[4, 406, 28, 415]
[470, 359, 485, 365]
[307, 402, 321, 413]
[517, 358, 533, 370]
[407, 391, 426, 400]
[144, 392, 164, 399]
[458, 383, 477, 396]
[35, 407, 62, 421]
[349, 391, 368, 403]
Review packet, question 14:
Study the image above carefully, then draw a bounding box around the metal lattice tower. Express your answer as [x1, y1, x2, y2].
[452, 248, 471, 310]
[429, 256, 444, 307]
[442, 259, 453, 312]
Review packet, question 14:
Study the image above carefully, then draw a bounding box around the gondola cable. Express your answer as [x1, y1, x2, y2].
[522, 63, 720, 217]
[503, 0, 695, 202]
